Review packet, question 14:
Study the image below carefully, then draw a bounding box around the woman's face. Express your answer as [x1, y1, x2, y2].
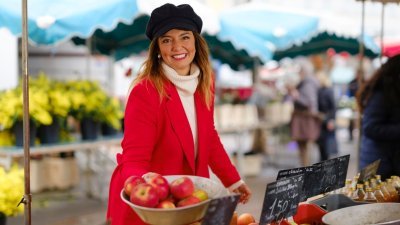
[157, 29, 196, 75]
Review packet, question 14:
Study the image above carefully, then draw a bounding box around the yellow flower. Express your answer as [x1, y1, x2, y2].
[0, 73, 75, 131]
[0, 130, 14, 146]
[67, 80, 122, 124]
[0, 164, 24, 216]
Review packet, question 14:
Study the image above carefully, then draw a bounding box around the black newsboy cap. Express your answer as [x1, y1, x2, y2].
[145, 3, 203, 40]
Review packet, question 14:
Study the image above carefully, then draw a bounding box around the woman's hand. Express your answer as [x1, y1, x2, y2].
[232, 183, 252, 204]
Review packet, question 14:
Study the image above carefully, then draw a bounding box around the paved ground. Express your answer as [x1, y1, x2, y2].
[8, 128, 358, 225]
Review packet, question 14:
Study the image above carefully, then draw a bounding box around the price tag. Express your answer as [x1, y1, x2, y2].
[276, 167, 310, 180]
[260, 174, 304, 224]
[277, 155, 350, 199]
[358, 159, 381, 182]
[276, 166, 313, 201]
[201, 194, 240, 225]
[337, 154, 350, 186]
[302, 165, 321, 199]
[313, 155, 350, 194]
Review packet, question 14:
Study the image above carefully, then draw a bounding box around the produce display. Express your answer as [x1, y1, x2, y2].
[120, 174, 227, 225]
[119, 170, 400, 225]
[124, 173, 209, 209]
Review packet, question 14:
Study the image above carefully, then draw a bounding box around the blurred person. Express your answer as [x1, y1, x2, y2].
[316, 72, 338, 161]
[288, 62, 321, 166]
[347, 68, 362, 141]
[106, 3, 251, 225]
[357, 54, 400, 180]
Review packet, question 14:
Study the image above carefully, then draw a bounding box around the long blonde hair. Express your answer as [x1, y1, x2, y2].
[131, 32, 213, 109]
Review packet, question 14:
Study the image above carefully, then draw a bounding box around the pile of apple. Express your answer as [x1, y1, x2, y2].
[124, 173, 209, 209]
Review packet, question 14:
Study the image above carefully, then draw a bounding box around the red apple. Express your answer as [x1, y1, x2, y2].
[124, 176, 145, 196]
[170, 176, 195, 200]
[192, 189, 208, 202]
[177, 196, 201, 207]
[237, 213, 255, 225]
[130, 183, 159, 208]
[146, 174, 170, 200]
[142, 172, 162, 182]
[165, 194, 178, 204]
[156, 200, 176, 209]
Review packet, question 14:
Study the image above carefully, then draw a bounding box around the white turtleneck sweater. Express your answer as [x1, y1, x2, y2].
[162, 63, 244, 191]
[163, 63, 199, 157]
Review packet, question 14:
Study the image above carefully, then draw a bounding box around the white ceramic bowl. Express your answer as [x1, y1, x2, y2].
[121, 175, 227, 225]
[322, 203, 400, 225]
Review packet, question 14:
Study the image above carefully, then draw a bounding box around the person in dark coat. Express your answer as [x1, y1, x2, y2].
[347, 69, 362, 141]
[316, 72, 338, 161]
[357, 54, 400, 179]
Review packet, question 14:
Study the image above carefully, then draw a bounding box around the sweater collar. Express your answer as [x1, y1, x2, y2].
[162, 63, 200, 96]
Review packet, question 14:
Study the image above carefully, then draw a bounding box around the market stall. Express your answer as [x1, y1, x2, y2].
[115, 155, 400, 225]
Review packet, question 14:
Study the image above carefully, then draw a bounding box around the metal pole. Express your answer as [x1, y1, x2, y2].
[358, 0, 366, 72]
[21, 0, 32, 224]
[85, 37, 92, 79]
[380, 2, 386, 64]
[356, 0, 366, 173]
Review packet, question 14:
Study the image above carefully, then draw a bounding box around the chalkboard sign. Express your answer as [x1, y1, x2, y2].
[313, 154, 350, 194]
[276, 166, 313, 201]
[276, 155, 350, 199]
[358, 159, 381, 182]
[201, 194, 240, 225]
[260, 174, 304, 225]
[337, 154, 350, 186]
[276, 166, 312, 180]
[303, 163, 322, 199]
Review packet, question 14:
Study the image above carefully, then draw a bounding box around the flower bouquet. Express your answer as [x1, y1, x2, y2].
[0, 165, 24, 218]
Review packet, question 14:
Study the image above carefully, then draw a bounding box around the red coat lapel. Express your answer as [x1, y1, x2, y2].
[165, 83, 195, 173]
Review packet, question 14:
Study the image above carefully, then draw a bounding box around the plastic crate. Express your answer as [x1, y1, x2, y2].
[293, 203, 327, 225]
[310, 194, 369, 212]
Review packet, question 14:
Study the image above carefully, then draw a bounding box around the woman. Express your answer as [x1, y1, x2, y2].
[106, 3, 251, 225]
[357, 54, 400, 180]
[288, 62, 321, 166]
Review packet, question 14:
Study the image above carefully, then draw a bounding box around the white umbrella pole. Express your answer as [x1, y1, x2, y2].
[358, 0, 366, 71]
[380, 3, 386, 64]
[356, 0, 366, 173]
[20, 0, 32, 224]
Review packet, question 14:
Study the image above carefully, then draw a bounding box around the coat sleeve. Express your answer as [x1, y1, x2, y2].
[295, 78, 319, 113]
[363, 91, 400, 141]
[120, 82, 159, 181]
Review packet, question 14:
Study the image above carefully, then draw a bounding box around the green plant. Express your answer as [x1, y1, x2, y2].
[0, 84, 52, 130]
[0, 73, 72, 131]
[0, 130, 14, 147]
[66, 80, 123, 128]
[100, 96, 124, 129]
[0, 165, 24, 216]
[66, 80, 108, 122]
[32, 73, 71, 120]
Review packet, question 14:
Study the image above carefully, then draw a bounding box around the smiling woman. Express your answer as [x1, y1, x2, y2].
[106, 3, 252, 225]
[158, 29, 196, 75]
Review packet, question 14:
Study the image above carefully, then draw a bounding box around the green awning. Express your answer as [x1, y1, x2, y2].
[73, 15, 258, 71]
[273, 31, 380, 61]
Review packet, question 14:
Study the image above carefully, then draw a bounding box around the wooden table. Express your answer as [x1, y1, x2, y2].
[0, 135, 122, 198]
[0, 135, 122, 169]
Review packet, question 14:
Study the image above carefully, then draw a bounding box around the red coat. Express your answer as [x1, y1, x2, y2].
[107, 80, 241, 225]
